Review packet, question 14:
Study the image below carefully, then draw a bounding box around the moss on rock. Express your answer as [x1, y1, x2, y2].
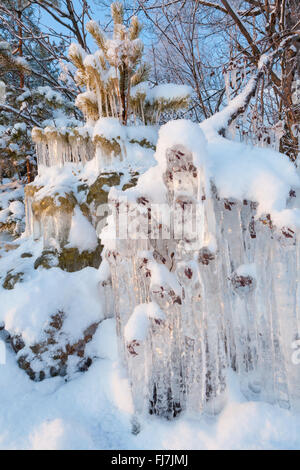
[79, 202, 92, 222]
[87, 172, 122, 206]
[24, 184, 41, 199]
[129, 138, 155, 150]
[93, 136, 122, 157]
[31, 192, 77, 218]
[3, 271, 24, 290]
[122, 172, 139, 191]
[34, 250, 59, 270]
[21, 252, 33, 258]
[58, 242, 103, 272]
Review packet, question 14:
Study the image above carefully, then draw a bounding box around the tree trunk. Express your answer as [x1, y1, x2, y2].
[26, 159, 32, 184]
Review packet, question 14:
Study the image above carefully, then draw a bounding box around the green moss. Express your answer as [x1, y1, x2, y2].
[77, 183, 89, 193]
[32, 192, 77, 218]
[87, 172, 122, 206]
[3, 271, 24, 290]
[93, 136, 121, 156]
[122, 172, 139, 191]
[58, 242, 103, 272]
[129, 138, 155, 150]
[24, 184, 41, 199]
[21, 252, 33, 258]
[79, 202, 92, 222]
[34, 250, 59, 270]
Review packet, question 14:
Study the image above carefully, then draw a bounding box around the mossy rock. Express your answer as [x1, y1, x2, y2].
[3, 271, 24, 290]
[0, 221, 16, 234]
[93, 136, 122, 157]
[122, 172, 139, 191]
[34, 250, 59, 270]
[129, 138, 156, 150]
[77, 183, 89, 193]
[32, 192, 77, 218]
[21, 252, 33, 258]
[24, 184, 41, 199]
[58, 242, 103, 272]
[87, 172, 122, 206]
[79, 202, 92, 222]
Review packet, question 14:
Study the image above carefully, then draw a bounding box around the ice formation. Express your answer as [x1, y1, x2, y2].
[20, 3, 300, 415]
[102, 120, 300, 418]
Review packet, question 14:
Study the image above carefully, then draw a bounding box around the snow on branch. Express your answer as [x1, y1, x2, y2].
[201, 35, 298, 137]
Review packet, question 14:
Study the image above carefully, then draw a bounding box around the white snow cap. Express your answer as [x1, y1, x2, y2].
[93, 117, 126, 141]
[145, 83, 192, 104]
[206, 135, 300, 227]
[67, 206, 98, 253]
[155, 119, 208, 171]
[124, 302, 166, 343]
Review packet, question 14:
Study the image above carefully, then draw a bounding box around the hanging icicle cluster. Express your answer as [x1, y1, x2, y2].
[32, 125, 94, 170]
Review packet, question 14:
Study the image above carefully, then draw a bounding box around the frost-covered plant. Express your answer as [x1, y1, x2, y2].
[69, 1, 192, 126]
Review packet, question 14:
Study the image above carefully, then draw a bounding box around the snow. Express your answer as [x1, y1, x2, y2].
[155, 119, 208, 171]
[0, 265, 104, 346]
[131, 82, 192, 107]
[7, 200, 24, 220]
[146, 83, 193, 104]
[67, 206, 98, 253]
[126, 125, 158, 146]
[236, 263, 257, 278]
[86, 318, 118, 361]
[0, 181, 24, 210]
[68, 43, 87, 63]
[204, 132, 300, 228]
[29, 163, 82, 201]
[13, 122, 26, 133]
[124, 302, 166, 343]
[0, 334, 299, 449]
[119, 119, 300, 230]
[75, 90, 97, 108]
[149, 260, 181, 295]
[93, 117, 126, 141]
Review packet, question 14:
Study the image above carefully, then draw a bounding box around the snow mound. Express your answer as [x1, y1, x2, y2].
[0, 267, 104, 346]
[67, 206, 98, 253]
[124, 302, 166, 343]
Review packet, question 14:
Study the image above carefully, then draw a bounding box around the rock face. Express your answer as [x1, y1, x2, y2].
[104, 122, 300, 418]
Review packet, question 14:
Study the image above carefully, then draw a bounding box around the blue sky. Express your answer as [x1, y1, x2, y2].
[37, 0, 152, 52]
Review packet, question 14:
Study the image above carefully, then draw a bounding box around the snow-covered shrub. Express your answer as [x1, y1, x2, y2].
[0, 180, 25, 236]
[0, 266, 105, 381]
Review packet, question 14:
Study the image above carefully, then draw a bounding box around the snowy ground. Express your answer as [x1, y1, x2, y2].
[0, 318, 300, 450]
